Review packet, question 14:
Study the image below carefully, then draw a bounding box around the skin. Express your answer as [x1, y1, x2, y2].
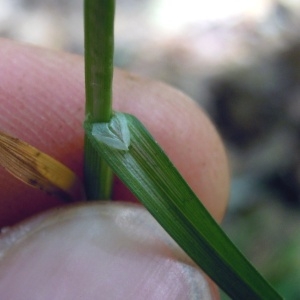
[0, 39, 230, 299]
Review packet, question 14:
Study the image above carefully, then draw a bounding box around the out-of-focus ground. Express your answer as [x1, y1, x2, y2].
[0, 0, 300, 298]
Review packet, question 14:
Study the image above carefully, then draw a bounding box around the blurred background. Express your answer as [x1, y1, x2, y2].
[0, 0, 299, 298]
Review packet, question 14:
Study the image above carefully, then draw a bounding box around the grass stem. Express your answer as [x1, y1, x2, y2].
[84, 0, 115, 199]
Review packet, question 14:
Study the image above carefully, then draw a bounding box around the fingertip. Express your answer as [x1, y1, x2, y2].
[0, 203, 218, 300]
[0, 39, 229, 225]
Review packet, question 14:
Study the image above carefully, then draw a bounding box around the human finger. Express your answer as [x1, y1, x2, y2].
[0, 39, 229, 225]
[0, 202, 219, 299]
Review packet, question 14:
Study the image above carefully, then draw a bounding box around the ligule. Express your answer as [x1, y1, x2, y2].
[84, 112, 282, 300]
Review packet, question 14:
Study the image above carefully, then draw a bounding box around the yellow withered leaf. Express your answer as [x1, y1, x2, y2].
[0, 131, 85, 202]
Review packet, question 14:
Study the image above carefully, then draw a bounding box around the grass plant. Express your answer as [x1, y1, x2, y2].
[0, 1, 283, 299]
[83, 0, 282, 299]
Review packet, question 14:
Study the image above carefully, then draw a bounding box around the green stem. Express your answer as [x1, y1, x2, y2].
[84, 0, 115, 199]
[84, 0, 115, 122]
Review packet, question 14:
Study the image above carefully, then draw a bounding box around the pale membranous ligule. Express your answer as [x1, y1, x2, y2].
[91, 112, 131, 151]
[0, 131, 85, 202]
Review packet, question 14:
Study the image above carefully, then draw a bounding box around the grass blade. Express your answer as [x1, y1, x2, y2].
[84, 112, 282, 299]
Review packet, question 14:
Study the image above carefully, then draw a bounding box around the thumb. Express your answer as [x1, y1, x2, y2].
[0, 202, 218, 300]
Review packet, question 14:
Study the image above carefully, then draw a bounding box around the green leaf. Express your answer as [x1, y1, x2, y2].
[84, 112, 282, 300]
